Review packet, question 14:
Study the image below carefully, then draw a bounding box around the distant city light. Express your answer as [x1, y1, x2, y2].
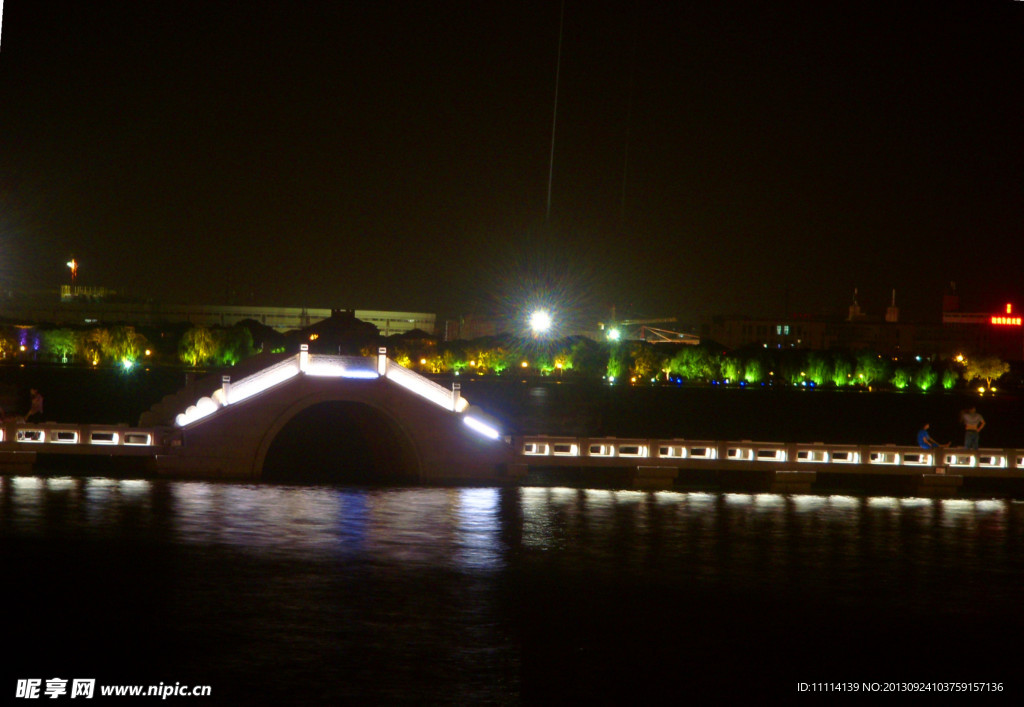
[607, 327, 621, 342]
[991, 316, 1021, 326]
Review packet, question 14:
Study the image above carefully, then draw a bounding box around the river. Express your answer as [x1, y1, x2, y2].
[2, 478, 1020, 703]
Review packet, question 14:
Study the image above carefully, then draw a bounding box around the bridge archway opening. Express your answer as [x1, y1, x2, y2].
[261, 401, 419, 484]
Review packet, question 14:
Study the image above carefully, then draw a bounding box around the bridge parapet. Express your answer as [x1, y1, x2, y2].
[515, 435, 1024, 476]
[0, 422, 168, 454]
[172, 351, 484, 431]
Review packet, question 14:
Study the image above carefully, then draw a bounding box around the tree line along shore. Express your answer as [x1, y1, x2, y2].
[2, 320, 1019, 395]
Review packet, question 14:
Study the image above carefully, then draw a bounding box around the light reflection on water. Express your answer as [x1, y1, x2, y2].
[2, 477, 1023, 701]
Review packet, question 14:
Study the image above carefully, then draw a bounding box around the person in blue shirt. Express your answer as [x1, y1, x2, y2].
[917, 423, 947, 449]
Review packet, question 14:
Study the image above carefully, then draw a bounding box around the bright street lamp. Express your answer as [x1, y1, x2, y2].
[529, 309, 552, 335]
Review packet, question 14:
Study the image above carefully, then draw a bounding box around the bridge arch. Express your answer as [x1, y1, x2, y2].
[255, 393, 421, 483]
[154, 353, 513, 482]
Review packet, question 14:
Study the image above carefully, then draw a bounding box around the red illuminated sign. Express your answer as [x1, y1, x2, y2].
[991, 316, 1022, 326]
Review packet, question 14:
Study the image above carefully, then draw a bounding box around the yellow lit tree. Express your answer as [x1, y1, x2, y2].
[179, 326, 217, 367]
[963, 356, 1010, 389]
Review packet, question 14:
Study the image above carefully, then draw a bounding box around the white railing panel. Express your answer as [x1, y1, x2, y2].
[385, 361, 456, 411]
[227, 356, 302, 406]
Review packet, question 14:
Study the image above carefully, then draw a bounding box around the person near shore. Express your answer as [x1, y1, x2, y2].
[25, 388, 44, 423]
[960, 406, 985, 450]
[917, 423, 948, 450]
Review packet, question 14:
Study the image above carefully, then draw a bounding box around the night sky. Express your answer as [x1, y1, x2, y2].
[1, 1, 1022, 326]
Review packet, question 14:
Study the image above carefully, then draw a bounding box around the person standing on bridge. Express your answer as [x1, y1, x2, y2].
[25, 388, 44, 423]
[960, 406, 985, 450]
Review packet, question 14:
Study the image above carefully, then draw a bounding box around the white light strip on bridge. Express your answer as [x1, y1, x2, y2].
[226, 362, 301, 406]
[175, 395, 220, 428]
[305, 359, 380, 379]
[173, 354, 469, 429]
[464, 415, 501, 441]
[385, 366, 458, 411]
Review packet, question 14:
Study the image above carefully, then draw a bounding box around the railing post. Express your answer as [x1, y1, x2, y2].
[377, 347, 387, 376]
[300, 344, 309, 372]
[222, 375, 231, 405]
[452, 382, 461, 412]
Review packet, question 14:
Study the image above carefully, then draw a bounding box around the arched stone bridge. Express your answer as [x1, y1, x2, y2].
[146, 347, 513, 482]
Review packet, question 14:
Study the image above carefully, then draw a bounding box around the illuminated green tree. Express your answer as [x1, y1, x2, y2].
[743, 358, 764, 384]
[473, 346, 511, 375]
[179, 326, 217, 367]
[631, 344, 665, 381]
[0, 329, 17, 360]
[42, 329, 79, 362]
[110, 326, 147, 365]
[963, 356, 1010, 389]
[806, 353, 830, 386]
[535, 352, 554, 375]
[721, 357, 742, 382]
[891, 367, 911, 390]
[217, 326, 256, 366]
[492, 347, 512, 374]
[914, 364, 938, 391]
[831, 357, 852, 387]
[941, 368, 959, 390]
[83, 328, 113, 365]
[854, 350, 888, 387]
[422, 353, 446, 374]
[668, 346, 718, 382]
[441, 350, 461, 373]
[606, 344, 629, 381]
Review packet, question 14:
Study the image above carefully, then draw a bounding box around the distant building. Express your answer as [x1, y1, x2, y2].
[3, 291, 435, 337]
[702, 289, 1024, 361]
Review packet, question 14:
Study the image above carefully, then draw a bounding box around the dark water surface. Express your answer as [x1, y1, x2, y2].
[3, 478, 1021, 703]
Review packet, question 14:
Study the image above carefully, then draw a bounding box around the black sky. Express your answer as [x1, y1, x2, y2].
[1, 1, 1022, 324]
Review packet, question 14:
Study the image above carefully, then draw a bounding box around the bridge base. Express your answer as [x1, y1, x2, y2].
[917, 473, 963, 497]
[633, 466, 679, 490]
[0, 451, 37, 475]
[771, 470, 816, 494]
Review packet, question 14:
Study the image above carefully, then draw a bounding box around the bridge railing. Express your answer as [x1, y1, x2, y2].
[383, 359, 468, 412]
[1, 422, 164, 448]
[515, 435, 1024, 472]
[225, 356, 302, 406]
[174, 352, 473, 427]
